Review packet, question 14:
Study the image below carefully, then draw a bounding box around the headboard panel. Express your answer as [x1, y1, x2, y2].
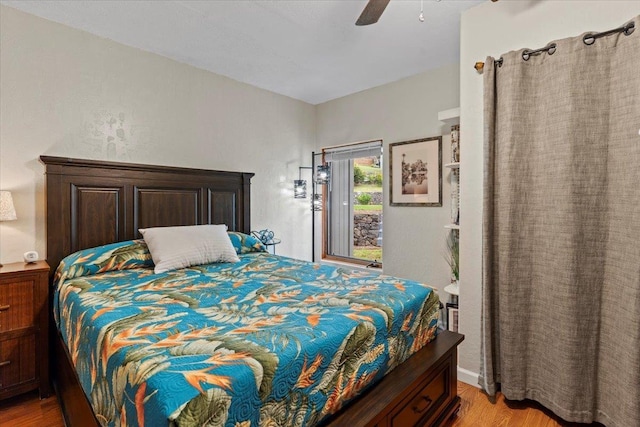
[41, 156, 254, 272]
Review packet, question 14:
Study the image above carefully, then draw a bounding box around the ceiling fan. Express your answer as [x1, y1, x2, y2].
[355, 0, 390, 26]
[355, 0, 498, 26]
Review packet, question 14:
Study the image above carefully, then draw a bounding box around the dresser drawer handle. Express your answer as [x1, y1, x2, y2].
[0, 305, 10, 311]
[412, 396, 433, 414]
[0, 360, 10, 368]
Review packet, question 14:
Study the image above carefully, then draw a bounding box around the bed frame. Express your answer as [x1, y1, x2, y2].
[41, 155, 464, 427]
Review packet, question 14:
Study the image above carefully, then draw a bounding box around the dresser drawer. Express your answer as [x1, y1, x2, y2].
[0, 334, 36, 390]
[0, 280, 35, 333]
[390, 360, 448, 427]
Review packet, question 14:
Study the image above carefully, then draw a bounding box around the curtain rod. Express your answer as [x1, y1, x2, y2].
[473, 21, 635, 73]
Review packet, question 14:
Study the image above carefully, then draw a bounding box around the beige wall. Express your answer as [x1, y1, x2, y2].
[316, 64, 460, 294]
[459, 1, 640, 382]
[0, 5, 316, 264]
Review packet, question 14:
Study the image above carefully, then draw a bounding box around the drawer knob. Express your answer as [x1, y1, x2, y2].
[412, 396, 433, 414]
[0, 360, 11, 368]
[0, 304, 10, 311]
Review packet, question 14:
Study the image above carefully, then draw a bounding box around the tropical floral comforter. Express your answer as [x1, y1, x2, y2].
[53, 239, 439, 427]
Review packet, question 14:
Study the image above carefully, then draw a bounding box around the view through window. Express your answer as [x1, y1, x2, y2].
[323, 141, 383, 265]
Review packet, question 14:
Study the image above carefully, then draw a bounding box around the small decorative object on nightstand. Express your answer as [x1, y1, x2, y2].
[251, 229, 281, 255]
[0, 261, 50, 400]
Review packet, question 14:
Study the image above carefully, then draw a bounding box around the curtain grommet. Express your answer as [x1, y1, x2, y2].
[624, 22, 635, 36]
[547, 43, 557, 55]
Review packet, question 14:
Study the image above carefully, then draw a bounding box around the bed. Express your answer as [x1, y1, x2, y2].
[41, 155, 464, 427]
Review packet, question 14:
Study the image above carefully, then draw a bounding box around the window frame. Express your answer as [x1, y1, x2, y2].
[320, 140, 383, 267]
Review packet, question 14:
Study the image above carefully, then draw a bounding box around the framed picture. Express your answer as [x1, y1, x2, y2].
[389, 136, 442, 206]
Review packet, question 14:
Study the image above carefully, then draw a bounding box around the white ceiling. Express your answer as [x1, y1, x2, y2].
[1, 0, 483, 105]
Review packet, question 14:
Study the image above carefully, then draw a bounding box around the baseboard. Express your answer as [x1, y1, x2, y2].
[457, 366, 480, 387]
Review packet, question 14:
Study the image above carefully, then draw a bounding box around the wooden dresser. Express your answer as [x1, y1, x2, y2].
[0, 261, 50, 400]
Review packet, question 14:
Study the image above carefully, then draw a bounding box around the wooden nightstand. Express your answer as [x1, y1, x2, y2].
[0, 261, 50, 400]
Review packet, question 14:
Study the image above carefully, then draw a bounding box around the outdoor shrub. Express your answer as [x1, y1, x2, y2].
[357, 193, 372, 205]
[354, 166, 366, 184]
[371, 173, 383, 185]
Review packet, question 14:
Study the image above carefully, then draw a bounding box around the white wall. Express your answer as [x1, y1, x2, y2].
[459, 0, 640, 380]
[316, 65, 460, 294]
[0, 5, 316, 264]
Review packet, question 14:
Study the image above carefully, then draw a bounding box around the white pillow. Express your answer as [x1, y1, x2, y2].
[139, 224, 240, 274]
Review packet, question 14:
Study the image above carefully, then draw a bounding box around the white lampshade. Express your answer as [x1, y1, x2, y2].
[0, 191, 17, 221]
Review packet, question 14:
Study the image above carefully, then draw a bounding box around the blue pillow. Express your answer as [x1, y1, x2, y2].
[54, 240, 153, 286]
[227, 231, 267, 254]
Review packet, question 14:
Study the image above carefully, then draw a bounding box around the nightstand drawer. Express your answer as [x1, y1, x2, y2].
[390, 360, 447, 427]
[0, 261, 50, 400]
[0, 334, 36, 390]
[0, 280, 35, 333]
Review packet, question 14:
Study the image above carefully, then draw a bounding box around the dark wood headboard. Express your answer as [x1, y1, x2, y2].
[41, 156, 254, 272]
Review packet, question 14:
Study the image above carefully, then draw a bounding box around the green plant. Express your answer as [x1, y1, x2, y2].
[444, 231, 459, 281]
[354, 165, 366, 184]
[371, 172, 383, 185]
[356, 193, 372, 205]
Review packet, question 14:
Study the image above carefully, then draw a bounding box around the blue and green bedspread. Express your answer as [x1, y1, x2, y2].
[53, 239, 439, 427]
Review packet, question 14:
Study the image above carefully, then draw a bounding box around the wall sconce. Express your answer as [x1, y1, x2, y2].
[0, 190, 18, 268]
[316, 164, 330, 184]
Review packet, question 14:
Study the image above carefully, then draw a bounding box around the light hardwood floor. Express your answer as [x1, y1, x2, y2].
[0, 382, 604, 427]
[0, 390, 64, 427]
[451, 382, 603, 427]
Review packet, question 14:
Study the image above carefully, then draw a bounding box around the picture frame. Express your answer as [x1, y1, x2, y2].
[389, 136, 442, 206]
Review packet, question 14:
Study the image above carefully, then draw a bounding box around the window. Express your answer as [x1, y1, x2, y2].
[322, 140, 383, 266]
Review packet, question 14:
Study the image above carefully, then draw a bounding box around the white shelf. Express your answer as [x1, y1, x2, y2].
[438, 107, 460, 126]
[445, 162, 460, 169]
[444, 224, 460, 230]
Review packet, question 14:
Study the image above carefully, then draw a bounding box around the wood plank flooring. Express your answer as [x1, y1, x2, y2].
[449, 382, 603, 427]
[0, 391, 64, 427]
[0, 382, 604, 427]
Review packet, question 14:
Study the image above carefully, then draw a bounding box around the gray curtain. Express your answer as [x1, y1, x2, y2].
[480, 16, 640, 427]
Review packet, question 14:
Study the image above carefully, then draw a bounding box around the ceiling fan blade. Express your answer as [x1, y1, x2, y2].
[356, 0, 391, 26]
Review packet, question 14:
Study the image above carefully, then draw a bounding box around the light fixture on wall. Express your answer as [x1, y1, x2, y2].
[293, 152, 329, 261]
[0, 190, 18, 267]
[293, 164, 323, 211]
[293, 166, 313, 199]
[316, 164, 330, 184]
